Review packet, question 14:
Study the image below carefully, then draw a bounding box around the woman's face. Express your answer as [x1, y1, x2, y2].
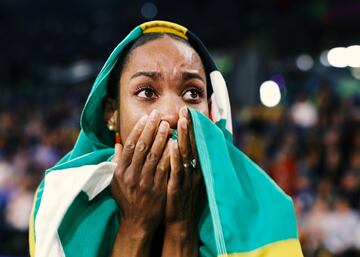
[116, 36, 209, 143]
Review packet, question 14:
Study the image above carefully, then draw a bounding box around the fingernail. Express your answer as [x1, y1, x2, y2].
[150, 109, 159, 120]
[159, 121, 168, 133]
[140, 114, 148, 124]
[173, 140, 178, 149]
[168, 138, 174, 147]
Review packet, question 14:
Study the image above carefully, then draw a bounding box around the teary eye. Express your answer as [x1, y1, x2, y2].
[136, 87, 157, 99]
[183, 88, 203, 102]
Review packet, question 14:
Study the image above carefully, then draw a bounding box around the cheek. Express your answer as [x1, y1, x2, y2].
[119, 96, 148, 143]
[194, 100, 210, 117]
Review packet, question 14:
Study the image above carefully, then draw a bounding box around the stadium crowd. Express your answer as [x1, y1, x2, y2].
[233, 83, 360, 257]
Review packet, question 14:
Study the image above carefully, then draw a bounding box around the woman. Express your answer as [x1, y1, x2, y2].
[29, 21, 303, 257]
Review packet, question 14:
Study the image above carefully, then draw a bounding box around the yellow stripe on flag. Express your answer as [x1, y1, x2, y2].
[218, 239, 303, 257]
[29, 187, 39, 257]
[140, 20, 188, 40]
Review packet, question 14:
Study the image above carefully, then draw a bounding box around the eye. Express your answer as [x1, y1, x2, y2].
[183, 88, 203, 101]
[136, 87, 157, 99]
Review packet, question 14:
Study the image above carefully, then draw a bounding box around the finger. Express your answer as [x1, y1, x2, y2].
[131, 109, 161, 173]
[179, 106, 194, 161]
[179, 105, 189, 120]
[168, 139, 183, 191]
[180, 106, 199, 170]
[111, 143, 124, 201]
[119, 114, 148, 170]
[188, 117, 199, 164]
[140, 121, 169, 186]
[180, 107, 201, 188]
[188, 118, 202, 187]
[178, 116, 193, 172]
[112, 143, 123, 164]
[154, 140, 171, 190]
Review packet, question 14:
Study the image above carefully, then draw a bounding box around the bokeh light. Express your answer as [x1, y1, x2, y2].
[327, 47, 348, 68]
[327, 45, 360, 68]
[296, 54, 314, 71]
[291, 102, 317, 128]
[259, 80, 281, 107]
[319, 50, 330, 67]
[347, 45, 360, 68]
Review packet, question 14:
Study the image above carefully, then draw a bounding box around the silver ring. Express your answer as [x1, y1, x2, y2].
[183, 159, 197, 169]
[183, 162, 191, 169]
[191, 159, 197, 169]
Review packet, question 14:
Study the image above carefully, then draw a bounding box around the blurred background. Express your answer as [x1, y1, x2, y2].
[1, 0, 360, 256]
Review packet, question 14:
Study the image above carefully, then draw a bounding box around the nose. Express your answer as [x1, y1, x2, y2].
[159, 96, 182, 129]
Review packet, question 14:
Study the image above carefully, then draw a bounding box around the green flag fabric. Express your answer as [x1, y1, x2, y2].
[29, 20, 303, 257]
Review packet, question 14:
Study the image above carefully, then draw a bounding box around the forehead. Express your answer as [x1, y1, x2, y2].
[123, 37, 205, 73]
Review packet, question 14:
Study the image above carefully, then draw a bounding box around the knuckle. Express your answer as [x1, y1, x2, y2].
[138, 180, 150, 191]
[135, 125, 144, 134]
[136, 140, 148, 153]
[123, 175, 136, 188]
[124, 141, 136, 152]
[114, 168, 124, 179]
[156, 164, 167, 173]
[147, 151, 158, 163]
[122, 166, 139, 186]
[147, 123, 155, 131]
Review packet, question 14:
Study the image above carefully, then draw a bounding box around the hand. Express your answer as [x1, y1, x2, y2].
[165, 106, 203, 237]
[111, 109, 171, 237]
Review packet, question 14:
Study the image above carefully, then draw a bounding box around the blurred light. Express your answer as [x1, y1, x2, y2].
[259, 80, 281, 108]
[291, 102, 317, 128]
[319, 50, 330, 66]
[141, 2, 158, 19]
[347, 45, 360, 68]
[351, 67, 360, 80]
[70, 61, 92, 81]
[327, 47, 347, 67]
[296, 54, 314, 71]
[326, 46, 360, 68]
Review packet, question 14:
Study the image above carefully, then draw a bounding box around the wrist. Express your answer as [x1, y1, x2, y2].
[164, 222, 197, 241]
[162, 223, 198, 257]
[119, 220, 154, 241]
[111, 221, 153, 257]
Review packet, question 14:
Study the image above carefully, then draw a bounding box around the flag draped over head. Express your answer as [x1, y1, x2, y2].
[29, 20, 303, 257]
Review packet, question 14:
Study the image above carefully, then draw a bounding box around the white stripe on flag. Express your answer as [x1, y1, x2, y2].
[35, 162, 116, 257]
[210, 71, 233, 134]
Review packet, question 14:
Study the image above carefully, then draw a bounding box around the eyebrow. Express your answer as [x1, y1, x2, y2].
[130, 71, 205, 83]
[130, 71, 162, 80]
[182, 72, 205, 83]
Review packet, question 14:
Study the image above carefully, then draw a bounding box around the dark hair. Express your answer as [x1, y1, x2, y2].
[106, 33, 194, 100]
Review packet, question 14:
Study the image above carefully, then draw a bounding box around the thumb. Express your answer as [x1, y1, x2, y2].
[112, 143, 123, 164]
